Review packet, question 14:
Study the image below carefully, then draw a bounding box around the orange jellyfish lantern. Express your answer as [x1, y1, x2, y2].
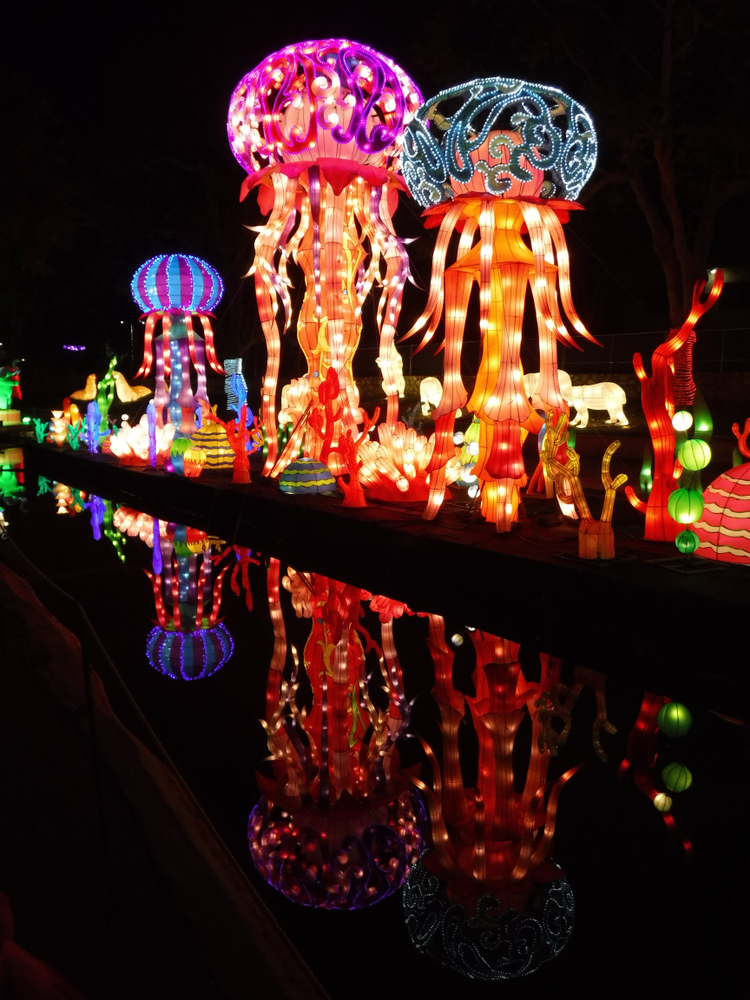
[248, 560, 424, 908]
[403, 616, 614, 979]
[400, 79, 600, 529]
[227, 40, 422, 476]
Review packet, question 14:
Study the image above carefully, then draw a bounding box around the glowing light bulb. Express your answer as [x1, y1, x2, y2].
[672, 410, 693, 432]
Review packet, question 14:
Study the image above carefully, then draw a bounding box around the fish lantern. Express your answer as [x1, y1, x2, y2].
[228, 40, 422, 475]
[693, 418, 750, 564]
[249, 561, 424, 908]
[400, 78, 600, 529]
[131, 255, 225, 451]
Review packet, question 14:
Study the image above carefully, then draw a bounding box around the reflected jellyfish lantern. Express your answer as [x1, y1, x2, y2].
[228, 40, 422, 476]
[131, 255, 225, 455]
[248, 560, 424, 908]
[400, 79, 600, 529]
[145, 523, 234, 680]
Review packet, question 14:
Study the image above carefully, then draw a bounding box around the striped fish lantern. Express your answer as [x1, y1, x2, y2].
[190, 407, 235, 469]
[279, 458, 338, 495]
[147, 623, 234, 680]
[131, 255, 226, 442]
[693, 417, 750, 565]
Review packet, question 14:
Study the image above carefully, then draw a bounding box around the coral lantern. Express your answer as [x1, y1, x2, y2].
[400, 78, 600, 530]
[625, 274, 723, 541]
[228, 40, 422, 475]
[131, 254, 226, 440]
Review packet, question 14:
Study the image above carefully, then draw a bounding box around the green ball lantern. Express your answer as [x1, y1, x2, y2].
[662, 762, 693, 793]
[675, 529, 699, 554]
[667, 488, 704, 525]
[657, 702, 693, 737]
[678, 439, 711, 472]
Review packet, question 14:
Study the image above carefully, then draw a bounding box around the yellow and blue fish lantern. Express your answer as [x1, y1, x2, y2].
[279, 458, 338, 496]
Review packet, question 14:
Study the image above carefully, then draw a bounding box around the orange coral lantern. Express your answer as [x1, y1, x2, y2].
[401, 79, 600, 529]
[227, 40, 422, 477]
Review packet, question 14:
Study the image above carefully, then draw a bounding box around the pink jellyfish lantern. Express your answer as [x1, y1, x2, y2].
[227, 40, 422, 476]
[131, 254, 226, 441]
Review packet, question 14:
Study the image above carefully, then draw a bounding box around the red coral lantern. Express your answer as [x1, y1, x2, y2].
[625, 274, 723, 541]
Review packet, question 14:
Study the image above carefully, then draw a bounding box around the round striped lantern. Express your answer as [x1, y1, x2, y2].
[131, 254, 224, 314]
[677, 438, 711, 472]
[190, 416, 235, 470]
[693, 462, 750, 564]
[279, 457, 338, 495]
[667, 488, 704, 525]
[147, 622, 234, 680]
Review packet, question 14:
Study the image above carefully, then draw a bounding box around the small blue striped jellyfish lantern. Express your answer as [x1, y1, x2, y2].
[131, 254, 226, 452]
[147, 622, 234, 680]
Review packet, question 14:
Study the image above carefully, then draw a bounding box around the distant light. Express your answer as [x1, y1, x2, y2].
[63, 345, 86, 351]
[450, 633, 463, 647]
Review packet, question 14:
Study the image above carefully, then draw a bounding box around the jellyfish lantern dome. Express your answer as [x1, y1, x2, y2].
[131, 254, 226, 438]
[227, 40, 422, 474]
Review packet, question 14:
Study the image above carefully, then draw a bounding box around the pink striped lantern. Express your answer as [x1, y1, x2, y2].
[693, 418, 750, 564]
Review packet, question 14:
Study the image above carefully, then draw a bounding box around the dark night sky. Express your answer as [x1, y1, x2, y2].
[4, 0, 749, 379]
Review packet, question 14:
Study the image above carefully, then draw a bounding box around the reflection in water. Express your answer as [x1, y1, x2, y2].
[249, 560, 424, 908]
[28, 488, 700, 982]
[403, 626, 614, 979]
[141, 520, 235, 681]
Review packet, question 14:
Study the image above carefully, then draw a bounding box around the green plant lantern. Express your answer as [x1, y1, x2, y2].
[662, 763, 693, 793]
[667, 488, 704, 525]
[675, 529, 699, 554]
[657, 702, 693, 738]
[678, 439, 711, 472]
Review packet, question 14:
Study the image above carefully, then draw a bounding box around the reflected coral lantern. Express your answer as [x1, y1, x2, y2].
[131, 255, 224, 314]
